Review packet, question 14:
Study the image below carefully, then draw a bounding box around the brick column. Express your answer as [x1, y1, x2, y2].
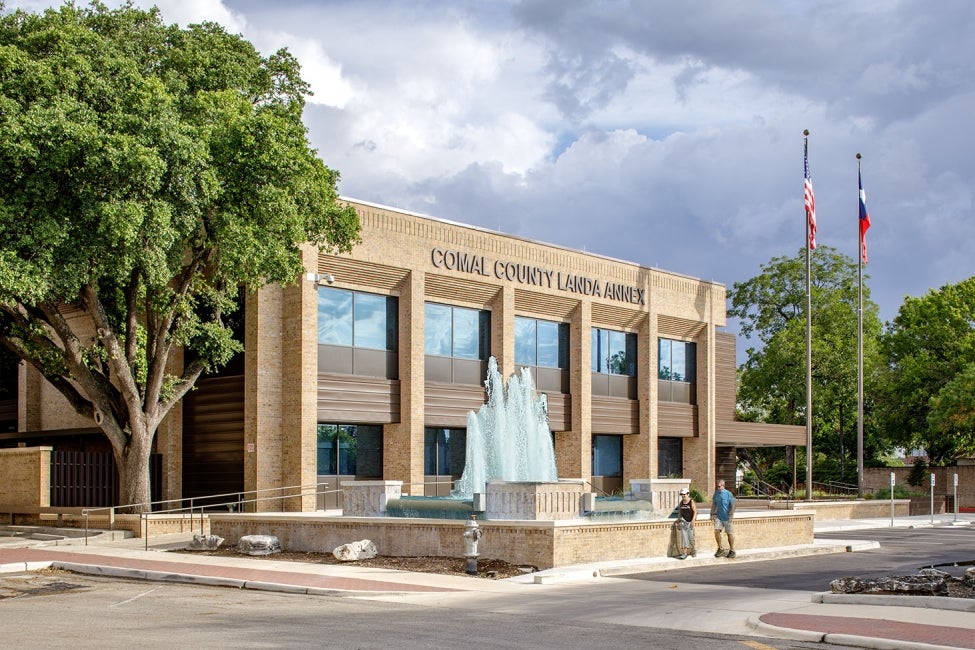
[685, 289, 719, 492]
[244, 283, 284, 511]
[557, 301, 591, 481]
[491, 285, 515, 376]
[386, 270, 425, 494]
[624, 312, 653, 486]
[279, 245, 319, 511]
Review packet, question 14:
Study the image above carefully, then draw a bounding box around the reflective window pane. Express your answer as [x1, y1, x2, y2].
[536, 319, 560, 367]
[514, 317, 536, 365]
[658, 338, 672, 380]
[672, 342, 686, 381]
[318, 288, 353, 346]
[452, 308, 480, 359]
[353, 293, 388, 350]
[424, 303, 452, 356]
[592, 435, 623, 477]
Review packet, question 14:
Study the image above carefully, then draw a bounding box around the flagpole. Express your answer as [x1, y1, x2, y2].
[804, 130, 813, 501]
[856, 153, 865, 498]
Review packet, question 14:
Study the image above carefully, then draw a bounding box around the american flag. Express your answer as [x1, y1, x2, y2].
[859, 168, 871, 263]
[804, 144, 817, 250]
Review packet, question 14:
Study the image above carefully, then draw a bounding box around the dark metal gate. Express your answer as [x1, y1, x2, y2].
[50, 450, 162, 508]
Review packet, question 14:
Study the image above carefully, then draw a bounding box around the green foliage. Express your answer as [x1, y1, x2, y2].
[878, 278, 975, 464]
[689, 488, 704, 503]
[867, 484, 916, 500]
[729, 247, 888, 475]
[0, 3, 360, 508]
[906, 459, 928, 488]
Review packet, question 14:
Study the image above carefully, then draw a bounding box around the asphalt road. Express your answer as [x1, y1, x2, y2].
[621, 526, 975, 591]
[0, 572, 836, 650]
[4, 526, 966, 649]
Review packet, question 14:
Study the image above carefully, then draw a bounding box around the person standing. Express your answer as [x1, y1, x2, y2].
[711, 480, 736, 558]
[674, 488, 697, 559]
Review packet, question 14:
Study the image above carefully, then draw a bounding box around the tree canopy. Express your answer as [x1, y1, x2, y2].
[729, 247, 884, 484]
[878, 277, 975, 464]
[0, 2, 360, 509]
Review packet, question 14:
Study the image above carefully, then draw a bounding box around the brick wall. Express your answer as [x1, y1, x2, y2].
[0, 446, 51, 508]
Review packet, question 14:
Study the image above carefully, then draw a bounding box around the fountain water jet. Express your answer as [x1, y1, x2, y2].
[450, 357, 557, 499]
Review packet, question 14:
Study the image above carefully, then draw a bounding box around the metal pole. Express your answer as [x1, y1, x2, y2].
[856, 157, 865, 499]
[889, 471, 895, 527]
[954, 473, 959, 522]
[804, 131, 814, 501]
[930, 473, 935, 525]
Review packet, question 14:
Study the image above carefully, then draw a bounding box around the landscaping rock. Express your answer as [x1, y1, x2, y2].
[186, 533, 224, 551]
[236, 535, 281, 556]
[332, 539, 378, 561]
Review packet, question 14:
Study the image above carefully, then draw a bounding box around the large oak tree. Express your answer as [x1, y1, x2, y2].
[0, 3, 360, 511]
[728, 247, 884, 486]
[879, 277, 975, 464]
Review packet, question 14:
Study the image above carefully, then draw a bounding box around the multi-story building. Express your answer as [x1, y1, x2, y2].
[0, 198, 804, 509]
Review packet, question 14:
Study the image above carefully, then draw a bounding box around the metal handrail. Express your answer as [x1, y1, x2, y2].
[81, 481, 334, 547]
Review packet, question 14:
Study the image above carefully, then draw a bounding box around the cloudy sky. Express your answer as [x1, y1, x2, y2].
[9, 0, 975, 348]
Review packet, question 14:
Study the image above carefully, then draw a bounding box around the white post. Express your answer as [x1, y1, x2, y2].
[954, 473, 959, 522]
[889, 471, 895, 528]
[930, 473, 936, 525]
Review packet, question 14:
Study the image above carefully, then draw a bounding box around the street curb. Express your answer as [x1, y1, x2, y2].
[52, 561, 247, 589]
[746, 616, 824, 642]
[813, 591, 975, 612]
[0, 561, 54, 574]
[747, 617, 963, 650]
[822, 632, 962, 650]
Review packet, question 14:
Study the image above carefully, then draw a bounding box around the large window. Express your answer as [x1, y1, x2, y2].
[591, 328, 637, 376]
[424, 303, 490, 359]
[316, 424, 383, 478]
[318, 287, 397, 351]
[658, 437, 683, 478]
[592, 435, 623, 477]
[424, 428, 468, 476]
[658, 338, 696, 403]
[658, 338, 696, 381]
[515, 317, 568, 368]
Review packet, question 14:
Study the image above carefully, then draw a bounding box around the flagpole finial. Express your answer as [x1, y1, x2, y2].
[803, 129, 809, 136]
[856, 153, 862, 160]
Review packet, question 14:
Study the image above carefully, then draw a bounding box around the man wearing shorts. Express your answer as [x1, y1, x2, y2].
[711, 479, 736, 558]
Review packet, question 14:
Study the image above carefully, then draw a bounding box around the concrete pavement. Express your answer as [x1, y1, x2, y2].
[2, 513, 973, 649]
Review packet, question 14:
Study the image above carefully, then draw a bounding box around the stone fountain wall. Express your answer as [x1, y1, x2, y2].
[208, 510, 815, 570]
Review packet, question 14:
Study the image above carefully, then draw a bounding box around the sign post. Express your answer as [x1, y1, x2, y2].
[930, 473, 936, 525]
[954, 473, 959, 522]
[889, 472, 895, 527]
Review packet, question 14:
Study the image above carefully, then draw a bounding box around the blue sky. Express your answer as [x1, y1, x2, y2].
[9, 0, 975, 353]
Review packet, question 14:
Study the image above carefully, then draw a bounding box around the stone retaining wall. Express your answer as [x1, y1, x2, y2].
[208, 510, 813, 569]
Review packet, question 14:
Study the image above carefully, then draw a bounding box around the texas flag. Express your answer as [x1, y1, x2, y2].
[859, 169, 871, 263]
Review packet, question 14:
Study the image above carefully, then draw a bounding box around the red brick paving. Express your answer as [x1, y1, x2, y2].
[760, 612, 975, 649]
[0, 548, 458, 593]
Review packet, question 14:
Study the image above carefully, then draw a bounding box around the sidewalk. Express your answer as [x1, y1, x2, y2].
[2, 514, 973, 649]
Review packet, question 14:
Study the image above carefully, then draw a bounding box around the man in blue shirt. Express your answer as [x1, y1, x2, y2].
[711, 479, 736, 558]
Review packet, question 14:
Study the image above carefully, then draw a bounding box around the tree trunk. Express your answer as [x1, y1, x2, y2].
[116, 431, 153, 514]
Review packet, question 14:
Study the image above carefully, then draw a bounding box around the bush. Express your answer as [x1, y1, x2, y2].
[907, 459, 928, 488]
[869, 485, 915, 500]
[689, 488, 705, 503]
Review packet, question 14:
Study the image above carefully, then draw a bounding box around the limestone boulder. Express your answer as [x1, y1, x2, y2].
[185, 533, 224, 551]
[236, 534, 281, 556]
[332, 539, 378, 561]
[829, 568, 973, 598]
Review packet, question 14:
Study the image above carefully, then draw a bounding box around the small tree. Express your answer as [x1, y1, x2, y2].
[906, 458, 928, 488]
[0, 4, 360, 511]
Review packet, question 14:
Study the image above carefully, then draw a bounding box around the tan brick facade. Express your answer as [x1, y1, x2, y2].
[6, 197, 811, 510]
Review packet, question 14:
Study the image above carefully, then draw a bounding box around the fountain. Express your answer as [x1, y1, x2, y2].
[451, 357, 557, 499]
[207, 361, 819, 569]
